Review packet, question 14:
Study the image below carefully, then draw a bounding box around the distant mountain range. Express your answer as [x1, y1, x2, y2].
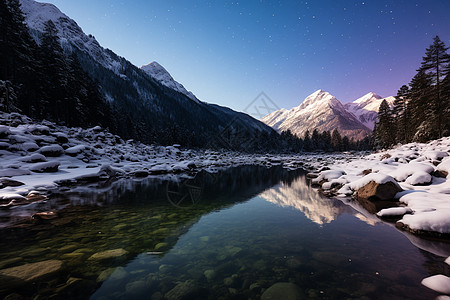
[262, 90, 394, 140]
[18, 0, 272, 149]
[17, 0, 393, 146]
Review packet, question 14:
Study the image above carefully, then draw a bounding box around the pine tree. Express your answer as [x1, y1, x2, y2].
[374, 99, 394, 148]
[408, 69, 434, 142]
[303, 130, 311, 151]
[392, 85, 410, 144]
[420, 35, 450, 138]
[441, 72, 450, 136]
[40, 20, 69, 121]
[331, 129, 342, 151]
[0, 0, 40, 114]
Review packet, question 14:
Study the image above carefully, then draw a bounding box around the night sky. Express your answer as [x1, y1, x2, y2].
[39, 0, 450, 113]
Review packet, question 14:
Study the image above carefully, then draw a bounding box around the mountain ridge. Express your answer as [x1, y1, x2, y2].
[17, 0, 273, 149]
[262, 90, 372, 140]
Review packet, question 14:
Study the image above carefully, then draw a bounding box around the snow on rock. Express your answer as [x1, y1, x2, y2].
[437, 158, 450, 175]
[20, 153, 47, 163]
[312, 169, 346, 183]
[337, 173, 401, 195]
[29, 161, 60, 173]
[423, 151, 449, 161]
[404, 171, 432, 185]
[39, 145, 64, 157]
[389, 163, 434, 182]
[65, 145, 87, 156]
[376, 207, 413, 217]
[421, 274, 450, 294]
[314, 136, 450, 235]
[446, 257, 450, 266]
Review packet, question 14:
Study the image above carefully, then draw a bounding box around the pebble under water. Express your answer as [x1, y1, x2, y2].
[0, 165, 448, 299]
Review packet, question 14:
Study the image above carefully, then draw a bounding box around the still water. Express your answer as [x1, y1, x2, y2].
[0, 166, 449, 299]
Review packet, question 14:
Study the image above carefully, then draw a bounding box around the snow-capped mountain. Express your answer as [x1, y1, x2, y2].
[344, 92, 395, 130]
[20, 0, 124, 76]
[18, 0, 273, 148]
[262, 90, 371, 140]
[141, 62, 198, 102]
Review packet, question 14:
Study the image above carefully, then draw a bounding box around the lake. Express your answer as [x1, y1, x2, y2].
[0, 165, 448, 299]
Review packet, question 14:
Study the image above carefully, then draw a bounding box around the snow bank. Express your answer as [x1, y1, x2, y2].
[314, 136, 450, 234]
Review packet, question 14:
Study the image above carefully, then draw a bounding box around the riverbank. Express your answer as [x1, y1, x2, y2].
[309, 137, 450, 238]
[0, 111, 361, 223]
[309, 137, 450, 296]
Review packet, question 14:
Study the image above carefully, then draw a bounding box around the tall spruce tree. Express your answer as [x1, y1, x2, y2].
[392, 85, 410, 144]
[374, 99, 394, 148]
[0, 0, 40, 113]
[420, 35, 450, 138]
[408, 69, 434, 142]
[40, 20, 69, 121]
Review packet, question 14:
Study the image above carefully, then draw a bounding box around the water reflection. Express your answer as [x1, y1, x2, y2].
[0, 165, 448, 299]
[260, 174, 380, 225]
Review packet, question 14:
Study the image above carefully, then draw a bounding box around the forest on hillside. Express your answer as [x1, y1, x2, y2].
[374, 35, 450, 148]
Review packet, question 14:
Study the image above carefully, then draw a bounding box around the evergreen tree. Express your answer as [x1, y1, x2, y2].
[0, 0, 40, 114]
[331, 129, 342, 151]
[392, 85, 410, 144]
[408, 69, 434, 142]
[40, 20, 68, 121]
[374, 100, 394, 148]
[420, 35, 450, 138]
[303, 130, 311, 151]
[311, 129, 320, 150]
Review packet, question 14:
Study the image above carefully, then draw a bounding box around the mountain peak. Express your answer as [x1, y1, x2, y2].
[141, 61, 198, 102]
[262, 89, 370, 140]
[353, 92, 382, 104]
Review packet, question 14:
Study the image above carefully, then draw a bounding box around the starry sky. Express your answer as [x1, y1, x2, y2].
[39, 0, 450, 113]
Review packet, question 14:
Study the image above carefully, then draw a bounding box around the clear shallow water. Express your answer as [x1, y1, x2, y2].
[0, 166, 448, 299]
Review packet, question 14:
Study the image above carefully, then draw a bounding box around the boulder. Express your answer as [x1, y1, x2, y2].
[357, 180, 402, 202]
[19, 153, 47, 163]
[261, 282, 304, 300]
[39, 145, 64, 157]
[29, 161, 60, 173]
[0, 178, 25, 189]
[0, 260, 63, 292]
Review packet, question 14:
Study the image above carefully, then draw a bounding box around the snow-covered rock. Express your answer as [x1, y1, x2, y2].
[421, 274, 450, 294]
[29, 161, 60, 173]
[313, 136, 450, 235]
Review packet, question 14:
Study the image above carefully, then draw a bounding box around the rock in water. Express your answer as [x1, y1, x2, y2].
[88, 248, 128, 261]
[165, 280, 207, 300]
[0, 260, 63, 292]
[261, 282, 304, 300]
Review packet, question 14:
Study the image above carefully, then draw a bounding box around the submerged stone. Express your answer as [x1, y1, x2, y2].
[261, 282, 304, 300]
[88, 248, 128, 261]
[0, 259, 63, 291]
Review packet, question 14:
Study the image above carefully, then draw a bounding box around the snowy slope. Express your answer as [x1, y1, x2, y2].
[141, 62, 198, 102]
[344, 92, 395, 130]
[18, 0, 274, 144]
[262, 90, 371, 140]
[19, 0, 125, 76]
